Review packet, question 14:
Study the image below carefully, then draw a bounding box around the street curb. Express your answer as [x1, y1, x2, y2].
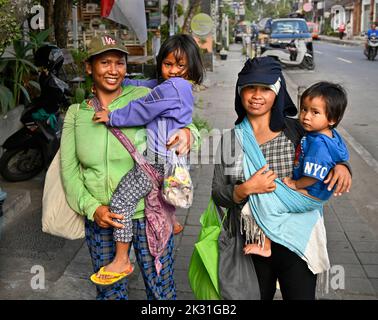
[319, 36, 364, 47]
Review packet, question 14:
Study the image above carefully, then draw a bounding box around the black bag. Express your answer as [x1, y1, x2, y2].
[218, 209, 261, 300]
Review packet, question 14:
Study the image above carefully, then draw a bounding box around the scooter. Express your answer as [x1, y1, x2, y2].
[260, 38, 315, 70]
[364, 34, 378, 60]
[0, 45, 71, 182]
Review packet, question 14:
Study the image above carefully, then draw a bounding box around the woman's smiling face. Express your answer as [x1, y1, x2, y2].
[86, 50, 127, 93]
[240, 85, 276, 117]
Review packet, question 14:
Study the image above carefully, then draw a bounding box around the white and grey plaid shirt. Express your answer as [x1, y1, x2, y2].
[230, 131, 295, 184]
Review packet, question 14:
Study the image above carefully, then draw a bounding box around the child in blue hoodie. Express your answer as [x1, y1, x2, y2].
[244, 81, 350, 257]
[91, 34, 204, 285]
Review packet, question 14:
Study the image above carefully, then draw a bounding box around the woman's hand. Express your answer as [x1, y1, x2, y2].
[233, 165, 277, 202]
[324, 164, 352, 196]
[93, 205, 125, 229]
[167, 128, 193, 155]
[93, 110, 110, 123]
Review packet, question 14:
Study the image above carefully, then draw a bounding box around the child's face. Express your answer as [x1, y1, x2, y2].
[161, 51, 188, 80]
[299, 96, 335, 133]
[240, 85, 276, 118]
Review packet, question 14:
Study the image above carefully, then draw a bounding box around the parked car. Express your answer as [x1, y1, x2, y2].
[307, 22, 320, 40]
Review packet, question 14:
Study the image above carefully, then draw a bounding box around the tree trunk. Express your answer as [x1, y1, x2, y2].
[40, 0, 54, 42]
[53, 0, 72, 48]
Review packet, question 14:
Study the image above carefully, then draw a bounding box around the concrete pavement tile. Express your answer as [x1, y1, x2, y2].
[324, 220, 344, 232]
[352, 241, 378, 252]
[326, 231, 348, 241]
[357, 253, 378, 264]
[174, 256, 192, 271]
[179, 235, 198, 247]
[341, 222, 376, 233]
[344, 277, 376, 296]
[188, 207, 206, 217]
[369, 279, 378, 295]
[327, 240, 354, 252]
[174, 269, 192, 293]
[346, 230, 378, 242]
[182, 225, 201, 236]
[177, 291, 196, 300]
[175, 208, 189, 217]
[128, 288, 148, 300]
[175, 244, 196, 258]
[341, 264, 367, 278]
[186, 214, 201, 226]
[328, 251, 360, 264]
[43, 276, 96, 300]
[363, 265, 378, 278]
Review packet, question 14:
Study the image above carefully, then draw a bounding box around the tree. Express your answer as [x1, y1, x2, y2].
[53, 0, 72, 48]
[40, 0, 54, 42]
[0, 0, 21, 55]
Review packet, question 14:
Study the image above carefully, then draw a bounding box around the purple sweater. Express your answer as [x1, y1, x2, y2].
[108, 77, 194, 159]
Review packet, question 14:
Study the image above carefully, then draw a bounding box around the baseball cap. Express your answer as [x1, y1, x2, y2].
[87, 35, 129, 59]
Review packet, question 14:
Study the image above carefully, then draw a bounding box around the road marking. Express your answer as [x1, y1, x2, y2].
[337, 57, 352, 63]
[338, 126, 378, 175]
[315, 50, 323, 54]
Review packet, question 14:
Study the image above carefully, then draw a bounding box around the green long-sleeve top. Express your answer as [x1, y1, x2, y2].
[60, 85, 200, 221]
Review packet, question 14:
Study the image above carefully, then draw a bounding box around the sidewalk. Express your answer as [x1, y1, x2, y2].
[319, 34, 365, 47]
[2, 43, 377, 300]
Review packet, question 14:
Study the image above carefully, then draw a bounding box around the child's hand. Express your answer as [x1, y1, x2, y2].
[93, 110, 110, 123]
[282, 177, 297, 190]
[167, 128, 192, 155]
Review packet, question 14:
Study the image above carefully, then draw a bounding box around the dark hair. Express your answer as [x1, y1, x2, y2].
[300, 81, 347, 128]
[156, 34, 205, 84]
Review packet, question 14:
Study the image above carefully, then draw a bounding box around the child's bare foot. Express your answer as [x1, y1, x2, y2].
[173, 222, 184, 235]
[96, 258, 133, 280]
[243, 243, 271, 257]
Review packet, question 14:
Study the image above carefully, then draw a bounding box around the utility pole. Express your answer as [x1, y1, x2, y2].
[370, 0, 375, 25]
[169, 0, 176, 36]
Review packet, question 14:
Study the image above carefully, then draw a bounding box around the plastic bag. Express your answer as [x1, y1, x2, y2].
[188, 198, 223, 300]
[162, 152, 193, 209]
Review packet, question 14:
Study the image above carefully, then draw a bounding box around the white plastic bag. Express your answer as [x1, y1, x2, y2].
[162, 153, 193, 209]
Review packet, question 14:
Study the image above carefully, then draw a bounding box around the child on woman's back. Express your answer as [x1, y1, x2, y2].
[90, 34, 204, 285]
[244, 81, 349, 257]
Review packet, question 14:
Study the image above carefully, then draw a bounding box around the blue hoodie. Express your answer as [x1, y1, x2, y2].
[108, 77, 194, 160]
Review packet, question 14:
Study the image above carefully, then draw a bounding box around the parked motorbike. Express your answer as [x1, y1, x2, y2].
[0, 45, 71, 182]
[260, 38, 315, 70]
[259, 18, 314, 70]
[364, 34, 378, 60]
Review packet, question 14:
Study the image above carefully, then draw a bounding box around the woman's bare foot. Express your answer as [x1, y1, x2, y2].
[243, 243, 271, 257]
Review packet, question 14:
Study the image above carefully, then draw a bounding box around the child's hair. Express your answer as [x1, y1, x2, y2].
[300, 81, 347, 128]
[156, 34, 204, 84]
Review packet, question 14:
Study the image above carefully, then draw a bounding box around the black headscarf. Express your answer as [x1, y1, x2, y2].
[235, 57, 297, 131]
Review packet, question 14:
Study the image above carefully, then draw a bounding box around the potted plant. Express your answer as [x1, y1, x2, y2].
[220, 48, 228, 60]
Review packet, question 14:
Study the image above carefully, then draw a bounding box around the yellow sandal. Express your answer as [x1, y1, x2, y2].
[90, 265, 134, 286]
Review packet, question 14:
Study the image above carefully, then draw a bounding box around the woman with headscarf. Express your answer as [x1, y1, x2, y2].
[212, 57, 352, 300]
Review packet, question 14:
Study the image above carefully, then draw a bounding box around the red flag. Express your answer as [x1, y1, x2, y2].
[101, 0, 115, 17]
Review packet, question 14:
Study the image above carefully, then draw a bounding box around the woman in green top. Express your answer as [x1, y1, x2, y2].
[60, 35, 199, 300]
